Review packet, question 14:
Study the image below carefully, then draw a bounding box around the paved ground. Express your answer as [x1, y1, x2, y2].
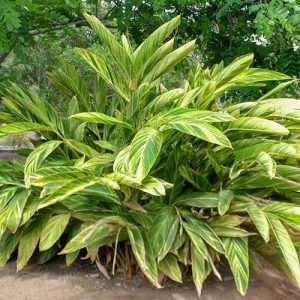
[0, 257, 298, 300]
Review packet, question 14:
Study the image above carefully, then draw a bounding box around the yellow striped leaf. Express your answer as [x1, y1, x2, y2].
[223, 237, 249, 296]
[129, 127, 164, 180]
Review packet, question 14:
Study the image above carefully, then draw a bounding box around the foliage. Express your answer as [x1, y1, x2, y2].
[0, 15, 300, 297]
[0, 0, 115, 62]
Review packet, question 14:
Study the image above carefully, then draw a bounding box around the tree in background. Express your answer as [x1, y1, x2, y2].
[0, 0, 116, 64]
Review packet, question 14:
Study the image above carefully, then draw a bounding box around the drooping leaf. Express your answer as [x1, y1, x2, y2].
[138, 176, 166, 196]
[228, 117, 289, 135]
[0, 122, 52, 138]
[149, 207, 179, 261]
[223, 237, 249, 296]
[39, 214, 71, 251]
[4, 190, 31, 233]
[158, 254, 182, 283]
[183, 222, 208, 259]
[17, 215, 50, 271]
[61, 222, 118, 254]
[267, 214, 300, 287]
[173, 192, 219, 208]
[218, 190, 234, 216]
[127, 226, 160, 288]
[191, 244, 211, 297]
[0, 186, 18, 210]
[248, 204, 269, 242]
[162, 119, 232, 148]
[185, 215, 225, 254]
[64, 139, 100, 158]
[38, 177, 119, 209]
[0, 231, 20, 267]
[70, 112, 134, 130]
[256, 152, 277, 179]
[24, 140, 62, 188]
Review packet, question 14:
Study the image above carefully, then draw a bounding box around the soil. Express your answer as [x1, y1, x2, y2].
[0, 257, 298, 300]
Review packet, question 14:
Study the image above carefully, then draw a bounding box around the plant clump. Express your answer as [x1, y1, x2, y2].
[0, 14, 299, 297]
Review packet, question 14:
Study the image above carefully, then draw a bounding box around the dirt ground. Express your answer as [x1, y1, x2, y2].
[0, 257, 299, 300]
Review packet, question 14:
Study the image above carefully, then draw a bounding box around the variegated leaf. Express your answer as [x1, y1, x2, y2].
[248, 204, 269, 242]
[129, 127, 163, 180]
[24, 140, 62, 188]
[223, 237, 249, 296]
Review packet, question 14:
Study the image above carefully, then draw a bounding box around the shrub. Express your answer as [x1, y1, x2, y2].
[0, 14, 299, 297]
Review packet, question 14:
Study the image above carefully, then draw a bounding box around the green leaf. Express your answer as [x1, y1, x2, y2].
[61, 222, 118, 254]
[0, 122, 52, 138]
[191, 244, 211, 297]
[183, 222, 209, 259]
[213, 227, 252, 237]
[70, 112, 134, 130]
[186, 215, 225, 254]
[78, 48, 131, 102]
[0, 231, 20, 267]
[4, 190, 31, 233]
[173, 192, 219, 208]
[258, 80, 297, 101]
[256, 152, 276, 179]
[48, 62, 90, 111]
[158, 254, 182, 283]
[142, 40, 196, 84]
[267, 214, 300, 287]
[144, 89, 184, 114]
[237, 68, 290, 83]
[127, 226, 160, 288]
[84, 13, 132, 75]
[114, 146, 130, 173]
[38, 177, 118, 209]
[65, 139, 100, 158]
[162, 120, 232, 148]
[159, 108, 235, 123]
[223, 237, 249, 296]
[214, 54, 254, 85]
[248, 204, 269, 242]
[218, 190, 234, 216]
[233, 141, 297, 163]
[129, 127, 164, 180]
[24, 140, 62, 188]
[134, 16, 180, 71]
[17, 215, 49, 271]
[149, 207, 179, 261]
[228, 117, 289, 135]
[179, 166, 212, 191]
[37, 245, 59, 265]
[66, 250, 80, 266]
[138, 176, 166, 196]
[0, 186, 18, 210]
[39, 214, 71, 251]
[94, 140, 118, 151]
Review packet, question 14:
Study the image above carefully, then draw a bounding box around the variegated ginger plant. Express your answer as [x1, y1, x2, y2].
[0, 14, 299, 298]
